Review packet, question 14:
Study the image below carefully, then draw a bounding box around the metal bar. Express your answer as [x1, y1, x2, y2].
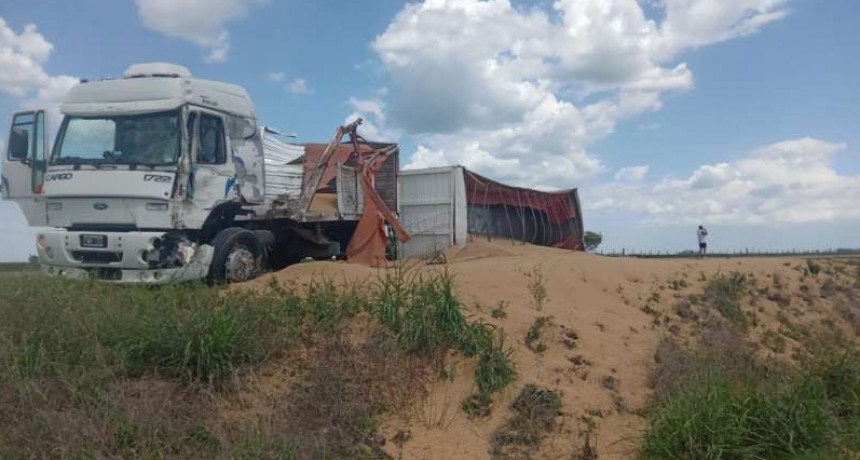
[482, 177, 492, 242]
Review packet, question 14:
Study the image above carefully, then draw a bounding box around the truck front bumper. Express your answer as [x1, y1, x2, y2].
[36, 229, 213, 284]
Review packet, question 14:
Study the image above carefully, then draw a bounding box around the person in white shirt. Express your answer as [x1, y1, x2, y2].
[697, 225, 709, 258]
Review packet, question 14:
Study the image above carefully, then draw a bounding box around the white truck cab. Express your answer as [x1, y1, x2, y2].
[1, 63, 399, 283]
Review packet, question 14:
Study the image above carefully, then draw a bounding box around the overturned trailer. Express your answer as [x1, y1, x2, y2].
[398, 166, 584, 258]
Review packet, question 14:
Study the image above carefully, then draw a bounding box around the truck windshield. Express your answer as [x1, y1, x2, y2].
[52, 111, 181, 165]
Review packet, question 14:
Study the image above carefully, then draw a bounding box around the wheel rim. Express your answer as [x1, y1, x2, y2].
[224, 245, 257, 282]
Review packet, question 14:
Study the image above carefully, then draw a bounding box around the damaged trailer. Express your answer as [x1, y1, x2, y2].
[398, 166, 584, 258]
[259, 129, 405, 267]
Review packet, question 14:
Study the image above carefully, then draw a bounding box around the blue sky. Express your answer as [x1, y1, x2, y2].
[0, 0, 858, 260]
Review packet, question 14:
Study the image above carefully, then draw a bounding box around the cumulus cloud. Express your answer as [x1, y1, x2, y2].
[288, 78, 311, 95]
[345, 96, 398, 142]
[587, 137, 859, 225]
[0, 17, 77, 126]
[614, 165, 649, 181]
[134, 0, 266, 62]
[266, 71, 285, 82]
[362, 0, 787, 187]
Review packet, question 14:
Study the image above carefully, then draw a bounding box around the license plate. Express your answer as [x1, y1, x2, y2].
[80, 234, 107, 248]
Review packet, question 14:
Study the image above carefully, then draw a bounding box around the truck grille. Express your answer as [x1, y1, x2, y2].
[71, 251, 124, 264]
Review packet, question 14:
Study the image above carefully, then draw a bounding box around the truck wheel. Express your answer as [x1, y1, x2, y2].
[208, 227, 261, 284]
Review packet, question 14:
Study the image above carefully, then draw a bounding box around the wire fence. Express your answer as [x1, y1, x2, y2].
[596, 248, 860, 259]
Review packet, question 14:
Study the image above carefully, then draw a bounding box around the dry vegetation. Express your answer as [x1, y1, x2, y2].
[1, 244, 859, 459]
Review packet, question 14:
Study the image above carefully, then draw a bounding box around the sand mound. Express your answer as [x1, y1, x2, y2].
[228, 240, 859, 459]
[236, 260, 381, 292]
[445, 238, 519, 262]
[377, 243, 857, 459]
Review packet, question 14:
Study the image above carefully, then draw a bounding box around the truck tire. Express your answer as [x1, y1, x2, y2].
[207, 227, 261, 284]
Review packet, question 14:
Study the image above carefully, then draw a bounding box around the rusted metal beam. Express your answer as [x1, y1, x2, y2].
[296, 118, 363, 214]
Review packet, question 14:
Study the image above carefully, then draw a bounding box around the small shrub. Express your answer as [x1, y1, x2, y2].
[522, 265, 548, 310]
[462, 393, 492, 418]
[702, 272, 749, 326]
[806, 259, 823, 278]
[821, 279, 839, 298]
[601, 375, 618, 391]
[491, 301, 509, 319]
[459, 322, 495, 358]
[668, 278, 689, 291]
[491, 385, 562, 457]
[525, 316, 551, 353]
[475, 334, 516, 398]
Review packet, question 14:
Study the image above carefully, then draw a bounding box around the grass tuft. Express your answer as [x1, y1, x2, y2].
[525, 316, 551, 353]
[702, 272, 749, 326]
[475, 333, 517, 398]
[491, 384, 562, 457]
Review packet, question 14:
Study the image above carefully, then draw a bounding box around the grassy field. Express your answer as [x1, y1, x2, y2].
[1, 256, 859, 458]
[642, 261, 860, 459]
[0, 270, 514, 459]
[0, 262, 39, 273]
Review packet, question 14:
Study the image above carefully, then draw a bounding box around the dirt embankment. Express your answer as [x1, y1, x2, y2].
[232, 240, 860, 459]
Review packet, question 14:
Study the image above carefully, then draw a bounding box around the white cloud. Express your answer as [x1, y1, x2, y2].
[658, 0, 789, 56]
[266, 71, 285, 82]
[0, 17, 77, 126]
[345, 96, 397, 142]
[133, 0, 266, 62]
[588, 137, 860, 225]
[614, 165, 649, 181]
[362, 0, 787, 188]
[288, 77, 311, 95]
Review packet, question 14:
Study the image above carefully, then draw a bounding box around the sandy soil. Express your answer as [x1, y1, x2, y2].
[230, 239, 860, 459]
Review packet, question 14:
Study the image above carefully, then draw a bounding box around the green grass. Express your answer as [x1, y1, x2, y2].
[475, 332, 516, 397]
[0, 277, 347, 385]
[642, 350, 860, 459]
[371, 268, 516, 411]
[522, 264, 548, 310]
[0, 267, 518, 457]
[372, 268, 467, 355]
[646, 271, 860, 459]
[0, 262, 39, 273]
[0, 273, 420, 458]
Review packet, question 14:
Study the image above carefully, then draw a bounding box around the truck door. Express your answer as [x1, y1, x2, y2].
[188, 109, 233, 200]
[1, 110, 48, 226]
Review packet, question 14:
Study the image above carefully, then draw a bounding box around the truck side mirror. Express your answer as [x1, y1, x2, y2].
[8, 126, 30, 161]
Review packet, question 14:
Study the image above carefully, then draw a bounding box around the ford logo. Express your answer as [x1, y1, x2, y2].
[93, 203, 109, 210]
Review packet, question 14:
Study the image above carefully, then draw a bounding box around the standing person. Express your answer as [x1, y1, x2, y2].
[697, 225, 709, 258]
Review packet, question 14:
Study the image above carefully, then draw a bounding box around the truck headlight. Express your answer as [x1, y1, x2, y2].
[47, 202, 63, 211]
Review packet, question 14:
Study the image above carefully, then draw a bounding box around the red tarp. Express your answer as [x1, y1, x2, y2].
[464, 169, 584, 250]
